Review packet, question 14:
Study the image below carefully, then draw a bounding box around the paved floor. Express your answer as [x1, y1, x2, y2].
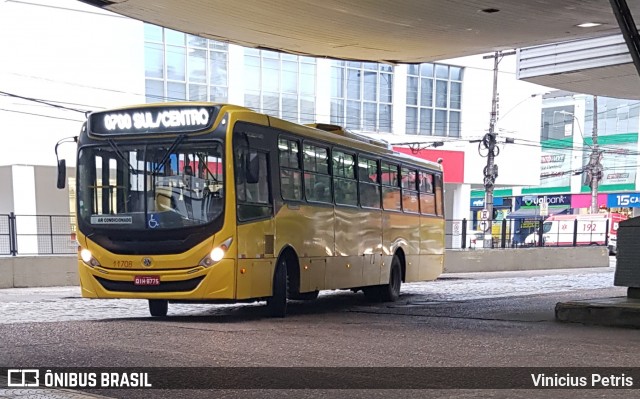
[0, 265, 620, 324]
[0, 261, 627, 399]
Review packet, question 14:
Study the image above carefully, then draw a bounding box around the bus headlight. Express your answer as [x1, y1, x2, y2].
[199, 237, 233, 267]
[80, 248, 101, 267]
[211, 247, 225, 262]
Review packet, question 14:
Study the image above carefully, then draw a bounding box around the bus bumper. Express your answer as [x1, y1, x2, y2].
[78, 259, 236, 300]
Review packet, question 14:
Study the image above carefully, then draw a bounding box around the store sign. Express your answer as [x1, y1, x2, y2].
[471, 198, 485, 207]
[470, 197, 504, 208]
[583, 143, 637, 186]
[519, 194, 570, 208]
[89, 106, 217, 136]
[607, 193, 640, 208]
[540, 149, 572, 188]
[604, 172, 634, 185]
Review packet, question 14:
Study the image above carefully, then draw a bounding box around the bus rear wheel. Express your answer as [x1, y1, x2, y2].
[148, 299, 168, 317]
[266, 258, 288, 317]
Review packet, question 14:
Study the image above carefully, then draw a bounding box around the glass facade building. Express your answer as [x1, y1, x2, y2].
[405, 64, 462, 137]
[143, 24, 464, 137]
[330, 61, 393, 132]
[143, 24, 229, 104]
[243, 49, 316, 124]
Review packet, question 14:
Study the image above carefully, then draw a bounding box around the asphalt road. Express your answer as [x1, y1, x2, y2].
[0, 264, 638, 399]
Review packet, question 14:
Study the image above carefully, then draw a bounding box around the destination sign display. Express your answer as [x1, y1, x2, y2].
[88, 106, 218, 136]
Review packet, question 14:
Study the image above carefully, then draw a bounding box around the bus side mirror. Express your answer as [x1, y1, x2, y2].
[57, 159, 66, 189]
[246, 151, 260, 184]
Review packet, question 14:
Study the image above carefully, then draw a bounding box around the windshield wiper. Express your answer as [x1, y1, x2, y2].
[106, 138, 136, 175]
[196, 152, 220, 182]
[153, 134, 187, 175]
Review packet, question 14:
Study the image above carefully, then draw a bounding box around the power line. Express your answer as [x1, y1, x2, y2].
[0, 108, 84, 122]
[0, 91, 88, 113]
[3, 88, 638, 159]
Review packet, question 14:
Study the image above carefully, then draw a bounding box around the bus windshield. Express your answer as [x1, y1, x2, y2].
[77, 140, 224, 230]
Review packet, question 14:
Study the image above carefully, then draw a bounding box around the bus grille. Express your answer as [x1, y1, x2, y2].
[95, 276, 204, 292]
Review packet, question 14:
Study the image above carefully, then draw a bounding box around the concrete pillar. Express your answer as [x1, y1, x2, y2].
[227, 44, 245, 106]
[450, 183, 471, 220]
[315, 59, 332, 123]
[392, 64, 407, 135]
[445, 183, 470, 248]
[12, 165, 38, 254]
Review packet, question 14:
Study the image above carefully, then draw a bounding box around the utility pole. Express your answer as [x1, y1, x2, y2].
[589, 95, 602, 213]
[480, 50, 515, 246]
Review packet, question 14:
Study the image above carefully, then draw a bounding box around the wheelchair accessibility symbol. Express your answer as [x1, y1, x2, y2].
[147, 214, 159, 229]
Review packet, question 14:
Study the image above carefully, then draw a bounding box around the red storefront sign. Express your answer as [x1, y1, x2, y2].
[393, 147, 465, 184]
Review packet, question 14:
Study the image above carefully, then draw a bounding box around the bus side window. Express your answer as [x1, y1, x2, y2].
[333, 150, 357, 206]
[303, 143, 331, 203]
[418, 171, 436, 215]
[401, 167, 419, 213]
[381, 162, 400, 211]
[278, 138, 303, 201]
[358, 157, 380, 208]
[235, 147, 272, 221]
[434, 174, 444, 216]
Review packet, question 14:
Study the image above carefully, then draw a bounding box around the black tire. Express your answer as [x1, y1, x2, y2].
[380, 256, 402, 302]
[148, 299, 168, 317]
[290, 290, 319, 301]
[363, 255, 402, 303]
[266, 258, 288, 317]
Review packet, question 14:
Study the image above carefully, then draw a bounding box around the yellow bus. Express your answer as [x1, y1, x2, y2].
[57, 103, 445, 317]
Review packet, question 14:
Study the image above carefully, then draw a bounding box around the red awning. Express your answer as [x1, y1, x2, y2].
[393, 147, 464, 184]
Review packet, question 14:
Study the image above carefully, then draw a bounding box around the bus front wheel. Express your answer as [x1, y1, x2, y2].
[148, 299, 168, 317]
[380, 256, 402, 302]
[266, 258, 288, 318]
[363, 256, 402, 302]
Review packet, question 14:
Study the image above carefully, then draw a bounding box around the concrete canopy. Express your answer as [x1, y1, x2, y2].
[81, 0, 630, 64]
[79, 0, 640, 99]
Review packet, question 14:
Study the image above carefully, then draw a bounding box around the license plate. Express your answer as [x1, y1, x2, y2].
[134, 276, 160, 286]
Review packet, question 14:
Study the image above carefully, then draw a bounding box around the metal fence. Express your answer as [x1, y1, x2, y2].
[0, 213, 611, 255]
[0, 213, 76, 256]
[445, 217, 611, 250]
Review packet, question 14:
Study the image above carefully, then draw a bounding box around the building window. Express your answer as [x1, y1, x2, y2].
[243, 49, 316, 124]
[584, 97, 640, 137]
[540, 106, 575, 141]
[144, 24, 229, 103]
[406, 63, 462, 137]
[330, 61, 393, 133]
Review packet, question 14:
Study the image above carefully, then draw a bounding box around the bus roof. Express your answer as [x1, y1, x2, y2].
[224, 105, 443, 173]
[87, 102, 443, 173]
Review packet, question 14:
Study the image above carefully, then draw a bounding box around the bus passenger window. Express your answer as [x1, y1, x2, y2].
[303, 144, 331, 203]
[235, 148, 272, 221]
[381, 162, 401, 211]
[418, 171, 436, 215]
[401, 168, 419, 213]
[280, 170, 302, 200]
[333, 150, 357, 206]
[358, 158, 380, 208]
[434, 174, 444, 216]
[305, 175, 331, 203]
[279, 138, 303, 201]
